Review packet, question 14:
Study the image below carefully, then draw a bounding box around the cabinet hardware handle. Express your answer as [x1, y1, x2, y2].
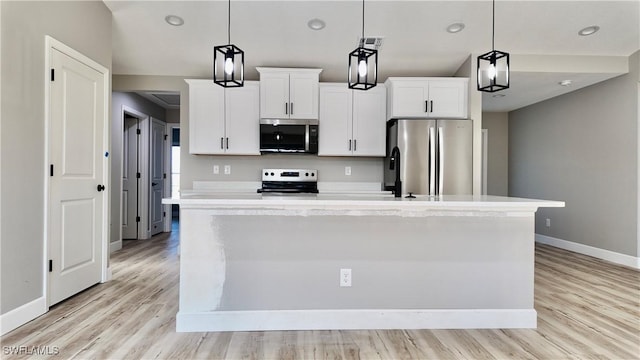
[349, 139, 352, 151]
[290, 102, 294, 115]
[354, 139, 357, 151]
[225, 137, 229, 149]
[285, 103, 288, 115]
[220, 137, 224, 149]
[430, 100, 434, 113]
[425, 100, 428, 113]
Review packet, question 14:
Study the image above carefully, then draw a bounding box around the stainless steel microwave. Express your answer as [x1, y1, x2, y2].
[259, 119, 318, 154]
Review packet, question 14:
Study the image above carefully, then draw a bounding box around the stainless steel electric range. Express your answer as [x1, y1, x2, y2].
[257, 169, 318, 194]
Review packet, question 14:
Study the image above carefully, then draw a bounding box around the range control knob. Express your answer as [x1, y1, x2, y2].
[311, 172, 315, 177]
[264, 172, 269, 176]
[270, 172, 275, 176]
[305, 172, 309, 177]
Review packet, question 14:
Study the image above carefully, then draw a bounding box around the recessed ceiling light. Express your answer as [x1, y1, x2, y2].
[165, 15, 184, 27]
[307, 18, 326, 31]
[578, 25, 600, 36]
[446, 23, 465, 34]
[559, 80, 573, 86]
[492, 94, 506, 98]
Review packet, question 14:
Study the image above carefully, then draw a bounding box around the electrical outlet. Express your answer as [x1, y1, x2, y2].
[340, 268, 352, 287]
[345, 166, 352, 176]
[224, 165, 231, 175]
[545, 218, 551, 227]
[213, 165, 219, 174]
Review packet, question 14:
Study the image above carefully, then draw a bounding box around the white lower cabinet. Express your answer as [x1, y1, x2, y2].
[319, 83, 386, 157]
[186, 79, 260, 155]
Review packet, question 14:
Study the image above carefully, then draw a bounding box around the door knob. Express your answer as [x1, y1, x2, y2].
[97, 184, 105, 192]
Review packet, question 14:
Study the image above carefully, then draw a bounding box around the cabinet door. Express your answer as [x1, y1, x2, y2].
[289, 72, 319, 119]
[259, 72, 289, 118]
[390, 81, 428, 118]
[187, 80, 225, 154]
[318, 84, 352, 156]
[352, 86, 386, 156]
[225, 82, 260, 155]
[427, 79, 468, 118]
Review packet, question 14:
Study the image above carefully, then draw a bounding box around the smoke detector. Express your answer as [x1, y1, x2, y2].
[357, 37, 384, 50]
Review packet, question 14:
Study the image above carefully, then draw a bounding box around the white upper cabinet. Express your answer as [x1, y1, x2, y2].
[319, 83, 386, 157]
[186, 79, 260, 155]
[257, 68, 322, 119]
[385, 77, 468, 119]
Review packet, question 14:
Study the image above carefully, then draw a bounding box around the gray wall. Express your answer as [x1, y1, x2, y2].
[113, 75, 384, 189]
[110, 92, 166, 244]
[482, 112, 509, 196]
[166, 108, 180, 124]
[0, 1, 112, 314]
[509, 51, 639, 257]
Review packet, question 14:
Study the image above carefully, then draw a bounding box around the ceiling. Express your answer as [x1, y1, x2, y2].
[104, 0, 639, 112]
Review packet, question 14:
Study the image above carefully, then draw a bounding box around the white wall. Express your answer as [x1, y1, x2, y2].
[509, 51, 639, 257]
[0, 1, 112, 315]
[455, 55, 483, 195]
[110, 92, 166, 246]
[482, 112, 509, 196]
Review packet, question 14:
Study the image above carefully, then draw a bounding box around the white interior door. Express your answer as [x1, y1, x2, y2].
[48, 45, 107, 306]
[122, 116, 139, 239]
[149, 118, 166, 236]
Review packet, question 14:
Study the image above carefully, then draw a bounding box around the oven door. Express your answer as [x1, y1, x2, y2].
[259, 119, 317, 153]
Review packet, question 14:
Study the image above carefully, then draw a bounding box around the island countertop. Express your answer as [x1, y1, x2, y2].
[163, 192, 564, 214]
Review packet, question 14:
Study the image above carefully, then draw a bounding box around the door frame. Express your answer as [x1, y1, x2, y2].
[164, 123, 180, 232]
[119, 105, 151, 240]
[43, 36, 111, 306]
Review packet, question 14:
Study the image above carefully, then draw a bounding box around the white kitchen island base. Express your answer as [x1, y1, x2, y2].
[167, 194, 564, 332]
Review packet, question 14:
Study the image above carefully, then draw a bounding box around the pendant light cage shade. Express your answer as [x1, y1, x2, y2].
[348, 47, 378, 90]
[477, 49, 509, 92]
[214, 44, 244, 88]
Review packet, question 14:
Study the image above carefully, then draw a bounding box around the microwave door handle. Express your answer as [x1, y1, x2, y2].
[305, 123, 310, 152]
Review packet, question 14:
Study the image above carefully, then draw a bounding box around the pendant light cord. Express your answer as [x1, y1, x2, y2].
[361, 0, 365, 40]
[491, 0, 495, 51]
[227, 0, 231, 44]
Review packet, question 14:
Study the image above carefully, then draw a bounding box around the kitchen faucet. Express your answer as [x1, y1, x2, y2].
[389, 146, 402, 198]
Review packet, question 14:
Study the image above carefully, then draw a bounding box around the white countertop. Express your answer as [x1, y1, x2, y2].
[163, 192, 564, 214]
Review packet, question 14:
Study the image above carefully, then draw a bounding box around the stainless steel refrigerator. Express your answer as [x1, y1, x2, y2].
[384, 119, 473, 196]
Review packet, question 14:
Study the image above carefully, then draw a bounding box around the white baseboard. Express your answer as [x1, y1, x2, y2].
[109, 240, 122, 253]
[536, 234, 640, 269]
[176, 309, 537, 332]
[0, 296, 47, 336]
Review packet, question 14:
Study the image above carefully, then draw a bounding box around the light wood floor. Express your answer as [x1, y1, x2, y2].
[2, 222, 639, 359]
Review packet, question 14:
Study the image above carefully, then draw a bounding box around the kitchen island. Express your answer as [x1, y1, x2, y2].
[163, 193, 564, 332]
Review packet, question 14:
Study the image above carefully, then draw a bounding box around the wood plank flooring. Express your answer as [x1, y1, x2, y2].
[2, 223, 639, 359]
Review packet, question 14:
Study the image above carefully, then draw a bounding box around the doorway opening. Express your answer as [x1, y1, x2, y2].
[122, 113, 142, 240]
[169, 126, 180, 221]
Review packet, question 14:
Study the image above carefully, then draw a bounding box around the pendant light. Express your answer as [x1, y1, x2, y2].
[214, 0, 244, 87]
[348, 0, 377, 90]
[477, 0, 509, 92]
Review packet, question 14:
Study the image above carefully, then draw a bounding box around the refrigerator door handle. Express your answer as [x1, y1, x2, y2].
[438, 126, 444, 195]
[429, 127, 436, 196]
